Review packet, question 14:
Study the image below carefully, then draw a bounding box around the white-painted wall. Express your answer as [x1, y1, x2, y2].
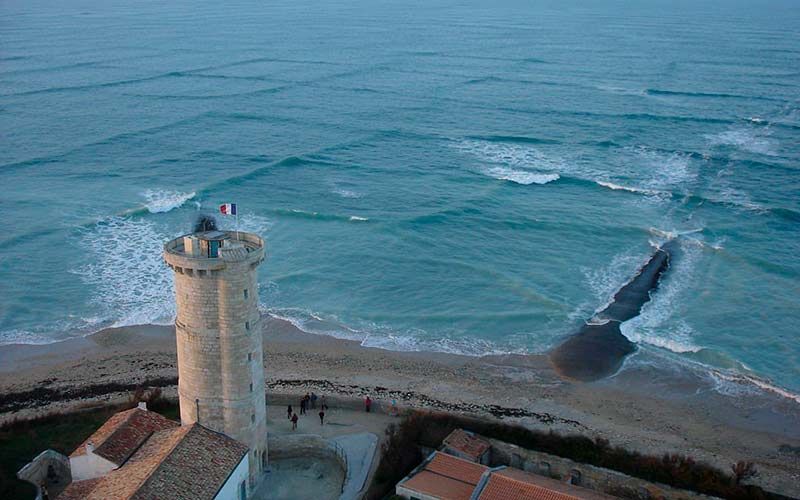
[69, 449, 116, 481]
[395, 484, 440, 500]
[214, 454, 249, 500]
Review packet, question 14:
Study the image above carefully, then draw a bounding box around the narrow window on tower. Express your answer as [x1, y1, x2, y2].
[243, 288, 248, 299]
[247, 352, 252, 362]
[251, 413, 255, 423]
[245, 321, 250, 330]
[249, 382, 253, 393]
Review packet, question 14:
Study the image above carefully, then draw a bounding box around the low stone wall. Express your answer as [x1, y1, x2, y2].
[268, 434, 346, 468]
[267, 393, 405, 418]
[487, 438, 717, 500]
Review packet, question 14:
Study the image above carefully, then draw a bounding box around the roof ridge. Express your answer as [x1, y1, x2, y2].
[93, 408, 139, 452]
[125, 425, 191, 496]
[490, 470, 581, 499]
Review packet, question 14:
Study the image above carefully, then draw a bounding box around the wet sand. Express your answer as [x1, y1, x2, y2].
[1, 317, 799, 496]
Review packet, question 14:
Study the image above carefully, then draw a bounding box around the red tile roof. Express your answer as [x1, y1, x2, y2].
[399, 452, 620, 500]
[59, 409, 248, 500]
[479, 473, 578, 500]
[70, 408, 178, 465]
[426, 451, 489, 484]
[481, 468, 617, 500]
[399, 452, 489, 500]
[403, 470, 477, 500]
[442, 429, 491, 461]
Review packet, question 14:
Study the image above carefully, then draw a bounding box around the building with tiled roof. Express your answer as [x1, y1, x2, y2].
[15, 404, 251, 500]
[396, 451, 619, 500]
[441, 429, 491, 465]
[70, 405, 179, 481]
[396, 451, 489, 500]
[477, 467, 617, 500]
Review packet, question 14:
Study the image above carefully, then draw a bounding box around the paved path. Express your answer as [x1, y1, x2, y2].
[267, 402, 396, 439]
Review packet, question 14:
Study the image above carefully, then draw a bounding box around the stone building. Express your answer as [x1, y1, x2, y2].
[18, 403, 250, 500]
[163, 229, 268, 485]
[395, 451, 618, 500]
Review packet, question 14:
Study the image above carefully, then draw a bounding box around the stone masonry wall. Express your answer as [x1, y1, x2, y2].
[166, 234, 267, 486]
[487, 438, 717, 500]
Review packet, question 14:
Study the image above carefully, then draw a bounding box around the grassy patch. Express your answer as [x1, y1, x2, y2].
[0, 389, 178, 500]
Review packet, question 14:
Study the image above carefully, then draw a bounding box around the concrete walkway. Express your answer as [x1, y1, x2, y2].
[331, 433, 378, 500]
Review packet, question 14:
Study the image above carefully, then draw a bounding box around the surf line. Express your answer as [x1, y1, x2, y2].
[550, 239, 678, 381]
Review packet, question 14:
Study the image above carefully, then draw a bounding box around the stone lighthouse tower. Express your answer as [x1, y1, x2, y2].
[163, 228, 267, 486]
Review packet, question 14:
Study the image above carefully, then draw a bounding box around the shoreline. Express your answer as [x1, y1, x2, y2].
[1, 316, 799, 496]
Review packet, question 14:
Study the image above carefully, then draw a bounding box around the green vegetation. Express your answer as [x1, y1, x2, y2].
[0, 388, 177, 500]
[368, 411, 781, 500]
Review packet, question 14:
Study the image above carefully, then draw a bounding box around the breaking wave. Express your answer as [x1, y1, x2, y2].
[142, 189, 196, 213]
[706, 128, 779, 156]
[486, 166, 560, 185]
[454, 139, 565, 186]
[72, 217, 176, 329]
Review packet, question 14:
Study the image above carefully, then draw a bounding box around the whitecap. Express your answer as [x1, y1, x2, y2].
[72, 217, 176, 328]
[486, 166, 559, 185]
[349, 216, 369, 221]
[454, 139, 564, 185]
[628, 146, 695, 190]
[596, 181, 661, 196]
[619, 240, 702, 353]
[706, 128, 778, 156]
[333, 187, 362, 198]
[142, 189, 196, 213]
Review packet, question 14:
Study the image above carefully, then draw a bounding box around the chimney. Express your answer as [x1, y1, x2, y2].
[137, 401, 148, 411]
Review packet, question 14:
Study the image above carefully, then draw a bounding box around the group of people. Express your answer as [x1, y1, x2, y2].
[287, 393, 393, 431]
[288, 392, 327, 430]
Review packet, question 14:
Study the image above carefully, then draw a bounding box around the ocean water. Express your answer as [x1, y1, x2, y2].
[1, 0, 798, 399]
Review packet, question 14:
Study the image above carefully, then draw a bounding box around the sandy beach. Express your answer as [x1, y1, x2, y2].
[1, 316, 799, 497]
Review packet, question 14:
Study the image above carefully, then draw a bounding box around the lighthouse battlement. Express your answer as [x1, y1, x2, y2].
[164, 230, 264, 271]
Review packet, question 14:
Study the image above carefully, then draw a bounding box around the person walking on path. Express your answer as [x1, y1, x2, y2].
[311, 392, 318, 409]
[365, 396, 372, 413]
[287, 405, 293, 420]
[291, 412, 298, 431]
[300, 397, 306, 415]
[319, 409, 325, 425]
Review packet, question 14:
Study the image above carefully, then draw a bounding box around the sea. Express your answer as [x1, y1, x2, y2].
[1, 0, 798, 402]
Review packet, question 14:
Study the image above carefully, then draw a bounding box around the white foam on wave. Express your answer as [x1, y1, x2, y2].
[333, 187, 362, 199]
[142, 189, 196, 213]
[596, 181, 662, 196]
[486, 166, 560, 185]
[73, 217, 176, 328]
[629, 146, 695, 190]
[454, 139, 564, 186]
[706, 128, 778, 156]
[581, 250, 647, 313]
[710, 370, 800, 404]
[595, 84, 646, 96]
[620, 240, 702, 354]
[269, 307, 534, 357]
[648, 227, 703, 240]
[234, 212, 273, 235]
[349, 216, 369, 221]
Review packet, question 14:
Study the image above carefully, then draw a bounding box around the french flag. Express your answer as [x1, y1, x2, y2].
[219, 203, 237, 215]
